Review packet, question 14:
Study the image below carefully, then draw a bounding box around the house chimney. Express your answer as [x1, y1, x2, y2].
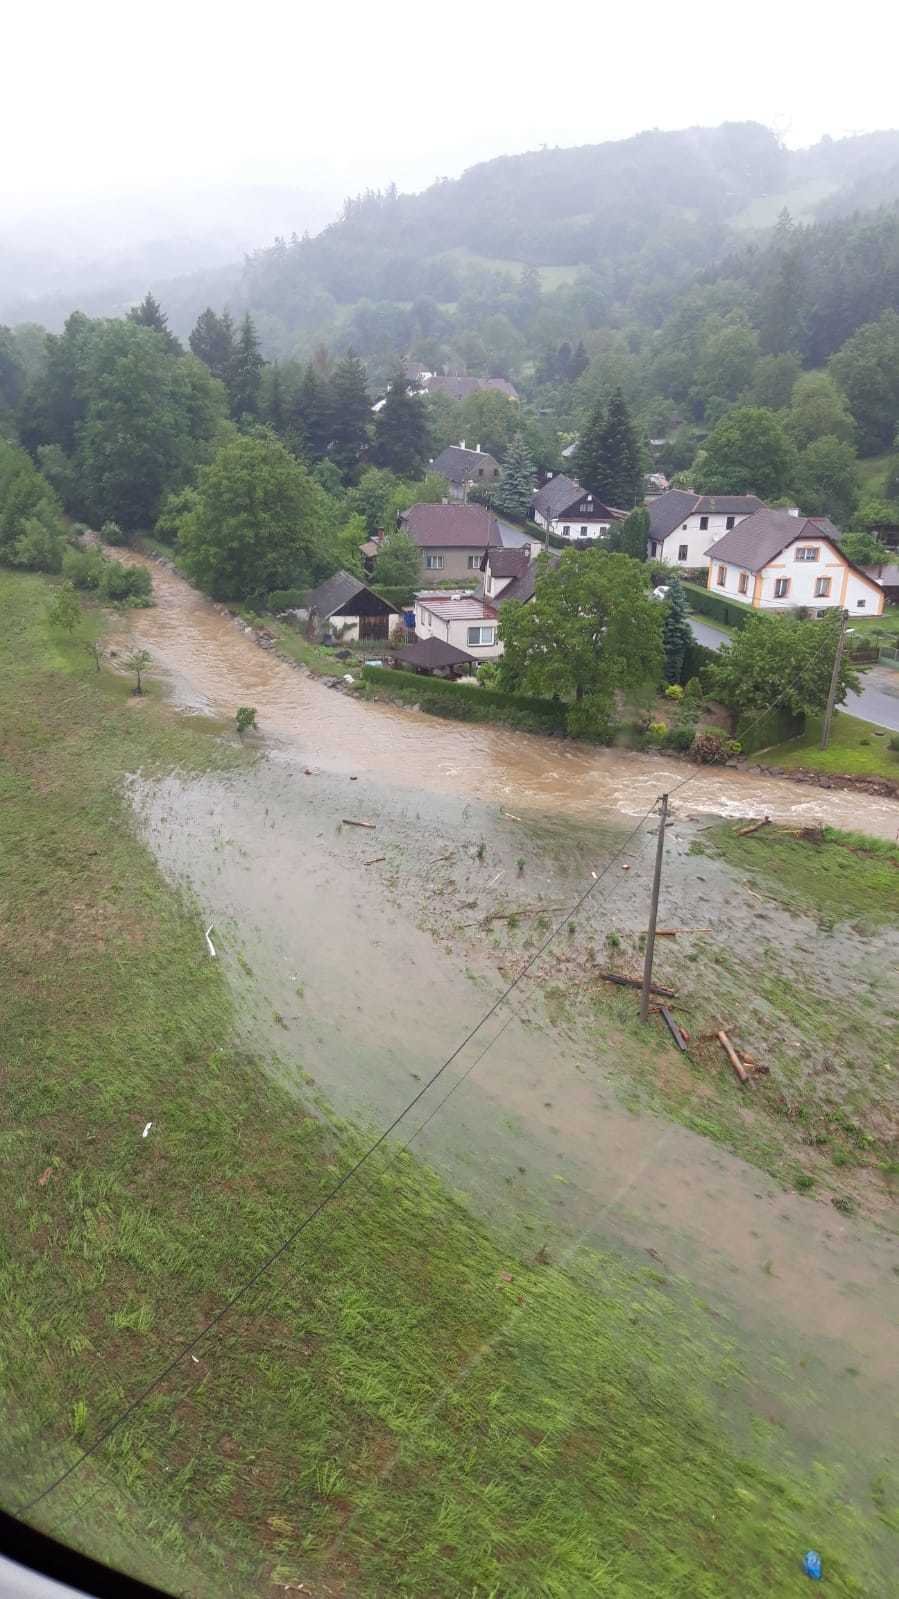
[787, 505, 800, 517]
[523, 543, 531, 561]
[459, 439, 466, 450]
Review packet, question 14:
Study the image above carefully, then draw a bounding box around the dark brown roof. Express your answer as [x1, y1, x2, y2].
[648, 489, 764, 542]
[532, 474, 622, 522]
[482, 546, 531, 579]
[306, 570, 399, 617]
[402, 501, 501, 549]
[705, 511, 843, 572]
[496, 549, 561, 605]
[390, 637, 476, 670]
[430, 444, 501, 484]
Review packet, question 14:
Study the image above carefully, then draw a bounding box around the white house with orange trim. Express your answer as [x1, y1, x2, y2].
[705, 510, 884, 616]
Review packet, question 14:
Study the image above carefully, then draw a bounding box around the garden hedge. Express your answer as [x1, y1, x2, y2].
[681, 582, 752, 629]
[360, 665, 568, 731]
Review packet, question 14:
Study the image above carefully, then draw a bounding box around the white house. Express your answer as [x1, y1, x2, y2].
[531, 475, 624, 541]
[705, 511, 885, 615]
[414, 592, 503, 660]
[646, 489, 764, 568]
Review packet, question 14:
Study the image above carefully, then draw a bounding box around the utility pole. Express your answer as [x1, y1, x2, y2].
[820, 608, 847, 751]
[640, 792, 669, 1023]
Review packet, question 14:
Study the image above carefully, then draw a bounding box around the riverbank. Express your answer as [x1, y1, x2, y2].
[4, 572, 898, 1594]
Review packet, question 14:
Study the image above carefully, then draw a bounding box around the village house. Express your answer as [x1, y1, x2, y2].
[401, 501, 503, 580]
[705, 511, 885, 615]
[646, 489, 764, 568]
[429, 442, 501, 501]
[531, 475, 624, 541]
[301, 571, 402, 642]
[414, 591, 503, 661]
[863, 562, 899, 605]
[480, 543, 539, 603]
[422, 375, 519, 403]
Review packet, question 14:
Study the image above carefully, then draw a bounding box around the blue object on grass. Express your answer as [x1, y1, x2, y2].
[802, 1550, 822, 1580]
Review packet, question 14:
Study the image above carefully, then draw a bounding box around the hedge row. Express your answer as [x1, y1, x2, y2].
[735, 705, 806, 755]
[360, 665, 568, 730]
[681, 581, 751, 629]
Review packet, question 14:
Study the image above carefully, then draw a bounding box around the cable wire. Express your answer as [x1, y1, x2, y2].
[20, 799, 660, 1514]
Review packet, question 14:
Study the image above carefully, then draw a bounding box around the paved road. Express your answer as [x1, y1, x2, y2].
[495, 515, 535, 550]
[689, 617, 899, 730]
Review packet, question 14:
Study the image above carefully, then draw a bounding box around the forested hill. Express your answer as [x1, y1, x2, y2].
[230, 122, 899, 360]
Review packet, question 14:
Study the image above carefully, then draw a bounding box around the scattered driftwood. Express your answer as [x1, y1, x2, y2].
[364, 856, 385, 866]
[463, 904, 565, 928]
[652, 927, 710, 937]
[718, 1029, 749, 1085]
[595, 969, 676, 998]
[341, 818, 376, 829]
[736, 816, 770, 837]
[660, 1005, 688, 1052]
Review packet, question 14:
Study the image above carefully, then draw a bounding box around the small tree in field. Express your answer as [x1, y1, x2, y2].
[85, 639, 105, 673]
[47, 581, 81, 634]
[236, 706, 257, 736]
[125, 648, 152, 695]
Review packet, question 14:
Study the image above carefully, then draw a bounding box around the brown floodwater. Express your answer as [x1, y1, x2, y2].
[115, 554, 899, 837]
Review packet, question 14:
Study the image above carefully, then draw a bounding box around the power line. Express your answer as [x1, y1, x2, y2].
[20, 801, 660, 1514]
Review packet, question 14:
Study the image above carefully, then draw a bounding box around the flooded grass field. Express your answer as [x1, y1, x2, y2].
[4, 565, 899, 1595]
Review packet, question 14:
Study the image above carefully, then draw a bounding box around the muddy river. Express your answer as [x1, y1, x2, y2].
[115, 555, 899, 836]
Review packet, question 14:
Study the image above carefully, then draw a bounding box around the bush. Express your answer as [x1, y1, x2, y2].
[648, 720, 668, 740]
[63, 546, 108, 590]
[664, 683, 684, 701]
[100, 562, 152, 603]
[691, 727, 741, 764]
[100, 520, 129, 546]
[372, 584, 415, 610]
[10, 517, 65, 573]
[889, 735, 899, 752]
[361, 665, 568, 732]
[267, 588, 308, 612]
[662, 724, 696, 752]
[680, 582, 752, 629]
[236, 706, 258, 736]
[683, 676, 703, 705]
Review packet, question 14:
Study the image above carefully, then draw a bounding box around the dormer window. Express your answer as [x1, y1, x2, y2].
[795, 546, 820, 562]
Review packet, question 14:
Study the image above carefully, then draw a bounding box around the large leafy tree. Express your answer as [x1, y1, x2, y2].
[0, 326, 25, 415]
[328, 349, 370, 482]
[76, 322, 228, 529]
[829, 311, 899, 454]
[0, 438, 62, 563]
[229, 313, 264, 421]
[498, 549, 662, 736]
[838, 529, 891, 565]
[494, 431, 536, 520]
[189, 308, 237, 386]
[576, 387, 642, 508]
[372, 527, 421, 589]
[708, 610, 860, 725]
[793, 436, 860, 527]
[372, 369, 431, 477]
[697, 406, 797, 499]
[128, 291, 181, 354]
[785, 371, 855, 450]
[178, 433, 334, 600]
[662, 578, 693, 684]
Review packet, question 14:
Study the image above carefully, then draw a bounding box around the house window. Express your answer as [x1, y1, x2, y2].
[467, 554, 481, 570]
[726, 516, 736, 530]
[716, 564, 726, 587]
[738, 571, 749, 594]
[467, 625, 496, 646]
[814, 576, 831, 597]
[699, 516, 709, 530]
[795, 546, 820, 562]
[425, 553, 445, 570]
[856, 598, 867, 608]
[774, 577, 790, 598]
[477, 467, 484, 478]
[562, 525, 571, 536]
[678, 544, 688, 561]
[649, 540, 658, 557]
[580, 525, 588, 535]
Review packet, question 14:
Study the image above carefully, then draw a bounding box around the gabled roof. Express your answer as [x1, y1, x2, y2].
[402, 501, 500, 548]
[391, 637, 476, 669]
[532, 474, 622, 522]
[482, 546, 531, 580]
[417, 594, 498, 622]
[306, 570, 399, 617]
[431, 444, 501, 483]
[647, 489, 764, 541]
[705, 512, 843, 572]
[496, 549, 561, 605]
[423, 375, 519, 403]
[863, 563, 899, 587]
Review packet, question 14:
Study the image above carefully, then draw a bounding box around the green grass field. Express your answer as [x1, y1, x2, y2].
[0, 571, 890, 1596]
[760, 709, 899, 779]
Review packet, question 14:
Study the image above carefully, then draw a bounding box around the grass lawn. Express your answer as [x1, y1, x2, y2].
[701, 821, 899, 926]
[0, 571, 889, 1596]
[760, 709, 899, 780]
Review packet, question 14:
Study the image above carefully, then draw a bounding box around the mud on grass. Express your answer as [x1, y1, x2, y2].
[1, 584, 892, 1592]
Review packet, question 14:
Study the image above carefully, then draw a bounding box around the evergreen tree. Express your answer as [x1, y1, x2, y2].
[189, 308, 237, 386]
[662, 578, 693, 684]
[292, 363, 332, 459]
[585, 387, 643, 507]
[372, 368, 431, 477]
[328, 349, 371, 482]
[128, 292, 181, 353]
[229, 313, 264, 420]
[608, 505, 649, 560]
[262, 362, 286, 437]
[569, 340, 589, 382]
[494, 431, 536, 520]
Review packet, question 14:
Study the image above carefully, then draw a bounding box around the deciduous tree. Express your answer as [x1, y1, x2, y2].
[372, 527, 421, 590]
[708, 610, 860, 724]
[697, 406, 797, 499]
[793, 436, 860, 527]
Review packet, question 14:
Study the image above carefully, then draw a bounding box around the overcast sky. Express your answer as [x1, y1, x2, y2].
[4, 0, 896, 217]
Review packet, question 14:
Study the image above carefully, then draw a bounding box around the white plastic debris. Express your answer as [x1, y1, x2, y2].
[142, 1122, 153, 1138]
[343, 673, 355, 684]
[205, 924, 216, 958]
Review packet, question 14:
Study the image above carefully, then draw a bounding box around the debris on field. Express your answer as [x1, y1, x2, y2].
[342, 818, 376, 829]
[595, 969, 676, 997]
[142, 1122, 154, 1138]
[205, 924, 216, 958]
[660, 1006, 688, 1051]
[38, 1168, 52, 1186]
[364, 856, 386, 866]
[802, 1550, 822, 1580]
[736, 816, 770, 837]
[718, 1030, 749, 1085]
[535, 1245, 551, 1265]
